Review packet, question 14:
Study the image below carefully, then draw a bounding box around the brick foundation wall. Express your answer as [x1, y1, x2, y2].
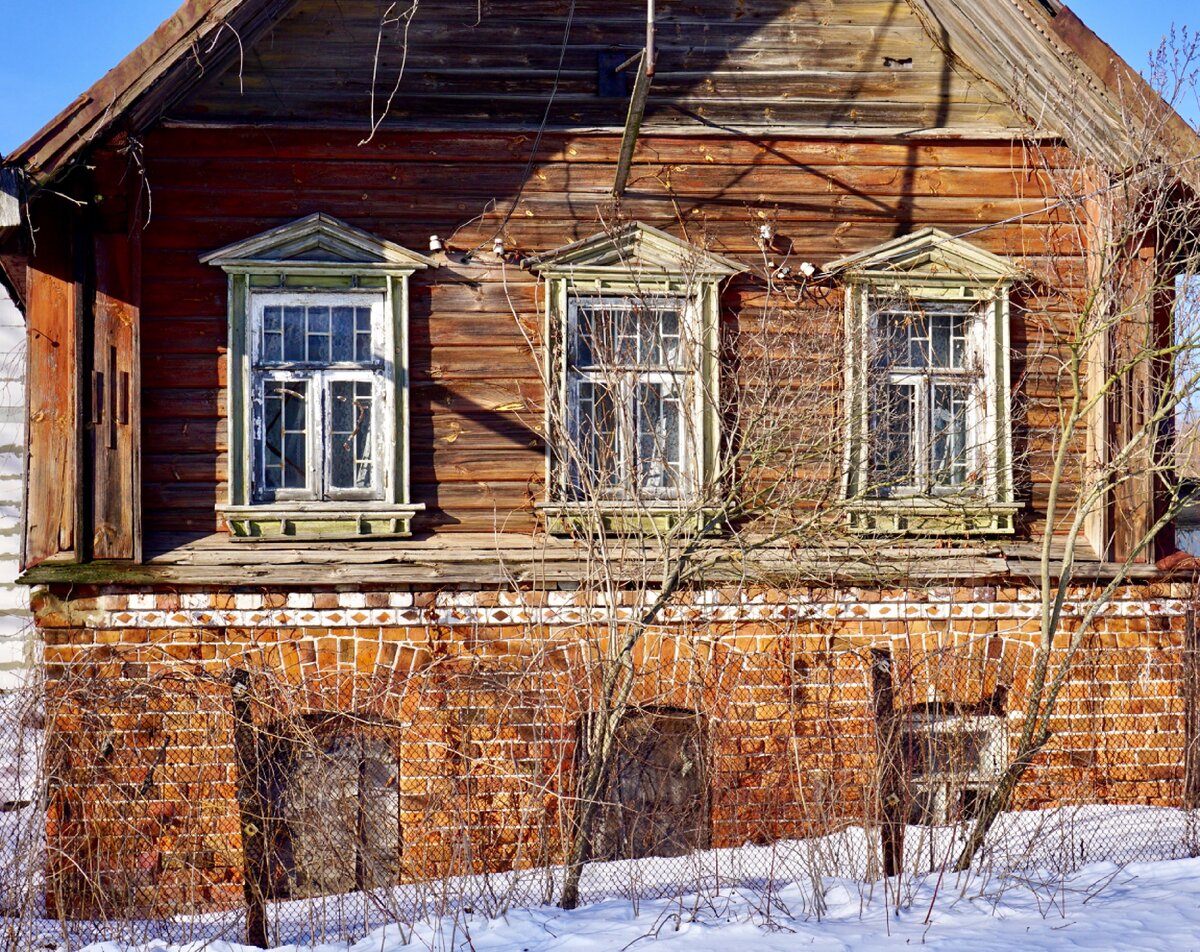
[32, 582, 1194, 917]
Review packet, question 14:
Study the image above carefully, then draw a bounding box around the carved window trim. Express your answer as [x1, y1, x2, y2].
[525, 223, 741, 535]
[834, 229, 1023, 535]
[203, 214, 433, 539]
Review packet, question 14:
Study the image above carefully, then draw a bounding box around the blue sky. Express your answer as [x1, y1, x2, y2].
[0, 0, 1196, 155]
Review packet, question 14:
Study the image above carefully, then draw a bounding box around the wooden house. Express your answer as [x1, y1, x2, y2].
[2, 0, 1200, 921]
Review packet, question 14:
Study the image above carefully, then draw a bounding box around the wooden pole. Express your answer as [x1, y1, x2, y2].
[231, 669, 269, 949]
[870, 649, 904, 879]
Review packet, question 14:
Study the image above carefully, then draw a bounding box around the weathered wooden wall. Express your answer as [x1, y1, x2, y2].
[138, 126, 1083, 541]
[176, 0, 1026, 133]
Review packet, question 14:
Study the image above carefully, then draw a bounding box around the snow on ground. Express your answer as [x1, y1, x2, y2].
[67, 855, 1200, 952]
[10, 802, 1200, 950]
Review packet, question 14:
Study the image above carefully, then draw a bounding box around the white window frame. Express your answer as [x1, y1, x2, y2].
[844, 281, 1019, 534]
[248, 291, 394, 505]
[865, 295, 991, 498]
[564, 294, 704, 503]
[525, 222, 741, 535]
[901, 711, 1007, 826]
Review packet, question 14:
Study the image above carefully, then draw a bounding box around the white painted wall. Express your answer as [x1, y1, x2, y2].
[0, 288, 29, 688]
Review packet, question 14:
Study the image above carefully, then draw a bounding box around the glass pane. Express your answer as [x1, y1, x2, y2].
[332, 306, 355, 362]
[874, 309, 916, 370]
[355, 308, 374, 363]
[330, 381, 375, 491]
[262, 306, 283, 362]
[870, 382, 915, 491]
[637, 382, 682, 492]
[575, 380, 620, 490]
[307, 306, 331, 363]
[658, 307, 682, 367]
[574, 306, 597, 367]
[262, 379, 308, 493]
[932, 383, 971, 487]
[283, 307, 306, 361]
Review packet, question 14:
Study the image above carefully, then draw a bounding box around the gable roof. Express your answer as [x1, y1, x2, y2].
[4, 0, 1198, 186]
[524, 223, 744, 278]
[4, 0, 292, 181]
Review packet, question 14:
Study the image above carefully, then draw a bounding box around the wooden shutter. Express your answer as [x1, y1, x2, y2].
[1108, 240, 1171, 564]
[89, 232, 140, 561]
[23, 215, 79, 568]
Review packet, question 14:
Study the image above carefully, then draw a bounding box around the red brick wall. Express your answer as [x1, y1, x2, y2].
[34, 582, 1192, 917]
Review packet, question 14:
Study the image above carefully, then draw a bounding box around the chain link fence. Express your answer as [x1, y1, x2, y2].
[2, 634, 1199, 949]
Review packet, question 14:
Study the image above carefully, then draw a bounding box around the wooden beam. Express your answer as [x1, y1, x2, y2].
[612, 51, 651, 197]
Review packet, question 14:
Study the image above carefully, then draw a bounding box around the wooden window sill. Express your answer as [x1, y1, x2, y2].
[223, 504, 426, 540]
[846, 499, 1021, 535]
[538, 502, 724, 536]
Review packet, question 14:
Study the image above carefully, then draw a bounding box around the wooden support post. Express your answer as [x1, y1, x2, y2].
[230, 669, 269, 949]
[870, 649, 904, 879]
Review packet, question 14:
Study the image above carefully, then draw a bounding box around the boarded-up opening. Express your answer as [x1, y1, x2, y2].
[257, 718, 401, 899]
[583, 707, 710, 862]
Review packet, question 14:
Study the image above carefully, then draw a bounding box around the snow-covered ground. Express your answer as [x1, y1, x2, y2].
[64, 854, 1200, 952]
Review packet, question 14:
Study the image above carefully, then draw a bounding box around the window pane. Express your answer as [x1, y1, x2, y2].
[355, 307, 374, 363]
[332, 306, 355, 362]
[932, 383, 971, 487]
[874, 309, 917, 369]
[575, 380, 620, 491]
[870, 382, 915, 491]
[637, 382, 683, 492]
[658, 307, 682, 367]
[262, 379, 308, 493]
[307, 306, 331, 363]
[262, 306, 283, 362]
[330, 381, 374, 491]
[283, 307, 306, 361]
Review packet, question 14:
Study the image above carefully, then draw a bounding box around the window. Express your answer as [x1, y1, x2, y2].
[203, 213, 434, 539]
[579, 707, 711, 862]
[257, 720, 401, 899]
[833, 228, 1022, 534]
[900, 710, 1007, 825]
[527, 222, 741, 534]
[567, 296, 697, 501]
[869, 297, 986, 496]
[251, 294, 388, 503]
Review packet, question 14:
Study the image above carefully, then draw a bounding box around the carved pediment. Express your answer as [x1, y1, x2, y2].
[525, 222, 743, 279]
[826, 227, 1025, 285]
[201, 213, 435, 272]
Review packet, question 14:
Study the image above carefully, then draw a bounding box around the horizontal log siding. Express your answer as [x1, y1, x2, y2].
[175, 0, 1027, 133]
[138, 128, 1084, 538]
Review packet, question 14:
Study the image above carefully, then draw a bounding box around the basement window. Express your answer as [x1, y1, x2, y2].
[580, 707, 711, 862]
[901, 710, 1007, 825]
[258, 725, 401, 899]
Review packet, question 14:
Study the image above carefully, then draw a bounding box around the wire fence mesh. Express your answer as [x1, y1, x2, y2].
[2, 621, 1200, 949]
